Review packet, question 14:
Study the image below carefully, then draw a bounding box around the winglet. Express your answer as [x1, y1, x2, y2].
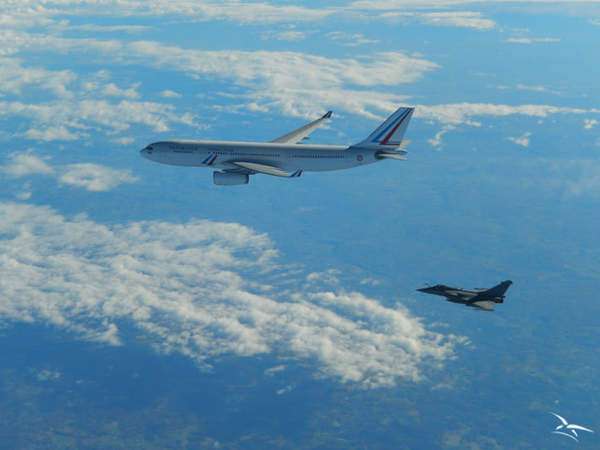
[270, 111, 333, 144]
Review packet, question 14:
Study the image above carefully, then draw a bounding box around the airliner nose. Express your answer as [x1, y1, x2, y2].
[140, 145, 153, 159]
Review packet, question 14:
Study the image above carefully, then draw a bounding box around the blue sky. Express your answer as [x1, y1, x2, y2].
[1, 1, 600, 447]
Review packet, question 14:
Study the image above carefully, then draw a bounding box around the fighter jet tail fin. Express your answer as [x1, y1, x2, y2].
[351, 107, 414, 151]
[478, 280, 512, 302]
[487, 280, 512, 295]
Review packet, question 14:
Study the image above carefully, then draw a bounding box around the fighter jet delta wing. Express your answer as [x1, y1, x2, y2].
[270, 111, 332, 144]
[469, 301, 496, 311]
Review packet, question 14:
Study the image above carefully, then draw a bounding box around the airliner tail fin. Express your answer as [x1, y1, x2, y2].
[353, 107, 414, 150]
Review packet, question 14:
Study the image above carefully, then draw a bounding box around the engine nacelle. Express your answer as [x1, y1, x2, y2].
[213, 171, 249, 185]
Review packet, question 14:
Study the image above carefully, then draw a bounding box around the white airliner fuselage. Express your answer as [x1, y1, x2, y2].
[142, 141, 369, 171]
[140, 107, 414, 185]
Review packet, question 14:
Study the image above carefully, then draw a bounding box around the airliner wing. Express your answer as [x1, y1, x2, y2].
[270, 111, 332, 144]
[568, 425, 594, 433]
[231, 161, 302, 178]
[551, 413, 569, 426]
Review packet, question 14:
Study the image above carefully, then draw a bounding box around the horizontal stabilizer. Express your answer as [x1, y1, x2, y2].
[375, 152, 407, 160]
[232, 161, 302, 178]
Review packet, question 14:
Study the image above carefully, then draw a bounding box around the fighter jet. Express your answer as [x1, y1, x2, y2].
[140, 107, 414, 185]
[417, 280, 513, 311]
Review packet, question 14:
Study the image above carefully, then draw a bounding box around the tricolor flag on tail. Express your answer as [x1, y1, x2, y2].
[352, 107, 414, 150]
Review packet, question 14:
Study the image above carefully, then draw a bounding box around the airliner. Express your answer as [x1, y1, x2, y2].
[140, 107, 414, 185]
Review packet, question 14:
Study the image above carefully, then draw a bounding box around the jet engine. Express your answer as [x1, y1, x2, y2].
[213, 171, 249, 185]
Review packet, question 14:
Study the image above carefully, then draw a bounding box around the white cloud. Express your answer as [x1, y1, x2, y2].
[0, 31, 436, 119]
[0, 52, 196, 141]
[584, 119, 598, 129]
[306, 269, 341, 286]
[1, 98, 196, 140]
[351, 0, 600, 8]
[360, 278, 381, 286]
[67, 24, 151, 33]
[10, 32, 595, 128]
[381, 11, 495, 30]
[515, 84, 548, 92]
[0, 202, 464, 388]
[36, 369, 62, 382]
[102, 82, 140, 99]
[264, 365, 286, 376]
[139, 1, 332, 24]
[0, 1, 333, 28]
[114, 42, 435, 118]
[424, 11, 494, 29]
[419, 102, 593, 146]
[160, 89, 182, 99]
[0, 57, 75, 98]
[277, 384, 295, 395]
[58, 163, 139, 192]
[2, 13, 595, 131]
[263, 30, 309, 42]
[2, 0, 598, 33]
[416, 103, 600, 125]
[1, 152, 55, 177]
[120, 41, 435, 89]
[526, 159, 600, 198]
[326, 32, 380, 46]
[506, 131, 532, 147]
[111, 136, 135, 145]
[23, 126, 81, 141]
[16, 190, 32, 201]
[1, 152, 138, 192]
[0, 9, 56, 29]
[505, 37, 560, 44]
[428, 125, 456, 148]
[565, 167, 600, 196]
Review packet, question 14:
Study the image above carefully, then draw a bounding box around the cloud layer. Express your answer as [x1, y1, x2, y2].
[2, 152, 138, 192]
[416, 103, 600, 125]
[0, 202, 464, 388]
